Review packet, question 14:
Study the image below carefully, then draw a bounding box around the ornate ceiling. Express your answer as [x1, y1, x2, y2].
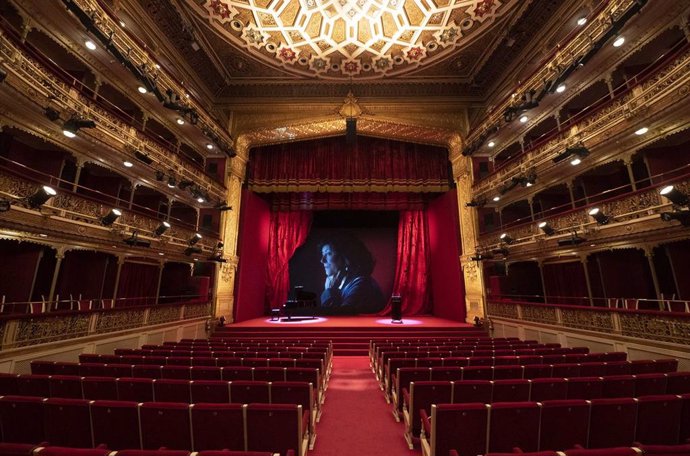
[189, 0, 518, 79]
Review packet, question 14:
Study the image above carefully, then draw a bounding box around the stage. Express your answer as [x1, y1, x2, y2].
[215, 316, 484, 355]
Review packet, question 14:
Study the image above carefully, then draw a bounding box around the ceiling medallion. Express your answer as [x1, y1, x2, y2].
[197, 0, 516, 79]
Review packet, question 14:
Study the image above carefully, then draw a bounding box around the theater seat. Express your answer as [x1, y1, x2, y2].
[43, 398, 93, 448]
[0, 442, 37, 456]
[139, 402, 192, 450]
[0, 395, 46, 444]
[488, 402, 541, 453]
[190, 403, 245, 452]
[245, 403, 308, 456]
[635, 395, 683, 445]
[588, 398, 637, 448]
[539, 400, 590, 451]
[32, 447, 111, 456]
[562, 449, 640, 456]
[90, 400, 141, 450]
[635, 443, 690, 455]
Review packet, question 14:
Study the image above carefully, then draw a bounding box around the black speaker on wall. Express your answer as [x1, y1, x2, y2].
[346, 118, 357, 145]
[391, 295, 402, 323]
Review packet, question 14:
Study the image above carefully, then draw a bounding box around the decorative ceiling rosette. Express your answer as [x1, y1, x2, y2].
[193, 0, 517, 79]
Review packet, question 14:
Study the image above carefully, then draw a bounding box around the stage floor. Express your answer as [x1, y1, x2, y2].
[230, 315, 472, 328]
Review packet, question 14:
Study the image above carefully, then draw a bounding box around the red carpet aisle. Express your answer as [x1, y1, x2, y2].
[311, 356, 421, 456]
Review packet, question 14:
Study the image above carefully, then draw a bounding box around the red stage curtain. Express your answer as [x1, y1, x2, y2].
[249, 136, 449, 193]
[116, 262, 159, 307]
[265, 211, 313, 311]
[268, 191, 432, 211]
[379, 210, 432, 316]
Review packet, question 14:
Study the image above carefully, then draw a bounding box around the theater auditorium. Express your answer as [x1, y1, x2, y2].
[0, 0, 689, 455]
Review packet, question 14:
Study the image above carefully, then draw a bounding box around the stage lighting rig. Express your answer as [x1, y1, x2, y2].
[0, 67, 6, 83]
[62, 116, 96, 138]
[660, 210, 690, 227]
[0, 198, 10, 212]
[466, 197, 487, 208]
[558, 231, 587, 246]
[27, 185, 57, 209]
[553, 145, 590, 164]
[215, 201, 233, 211]
[123, 230, 151, 248]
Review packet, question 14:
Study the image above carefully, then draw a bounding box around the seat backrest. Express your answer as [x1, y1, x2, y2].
[408, 381, 453, 437]
[491, 380, 530, 402]
[452, 380, 492, 404]
[245, 403, 303, 456]
[230, 381, 270, 404]
[90, 400, 141, 450]
[0, 396, 46, 444]
[488, 402, 541, 453]
[190, 403, 245, 452]
[588, 398, 637, 448]
[539, 399, 590, 451]
[116, 377, 154, 402]
[529, 378, 568, 402]
[43, 398, 93, 448]
[81, 376, 118, 400]
[431, 403, 488, 456]
[567, 377, 604, 400]
[139, 402, 192, 450]
[48, 375, 84, 399]
[635, 395, 683, 445]
[153, 379, 192, 403]
[634, 373, 668, 396]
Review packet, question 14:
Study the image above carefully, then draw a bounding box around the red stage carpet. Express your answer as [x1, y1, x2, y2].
[217, 316, 484, 355]
[310, 356, 421, 456]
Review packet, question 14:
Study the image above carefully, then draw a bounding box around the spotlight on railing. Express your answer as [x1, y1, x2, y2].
[27, 186, 57, 209]
[101, 208, 122, 226]
[660, 210, 690, 227]
[62, 116, 96, 138]
[184, 246, 203, 256]
[188, 233, 202, 245]
[499, 233, 514, 244]
[538, 221, 556, 236]
[659, 185, 689, 207]
[588, 207, 610, 225]
[154, 221, 171, 236]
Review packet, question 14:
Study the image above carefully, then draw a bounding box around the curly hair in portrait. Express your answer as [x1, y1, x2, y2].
[318, 233, 376, 277]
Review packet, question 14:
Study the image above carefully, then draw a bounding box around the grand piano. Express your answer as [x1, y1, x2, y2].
[282, 286, 318, 320]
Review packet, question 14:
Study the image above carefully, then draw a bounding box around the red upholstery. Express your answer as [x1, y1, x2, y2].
[196, 452, 288, 456]
[539, 399, 590, 451]
[634, 373, 668, 396]
[492, 366, 524, 380]
[30, 361, 55, 375]
[488, 402, 541, 453]
[636, 443, 690, 455]
[0, 373, 19, 395]
[153, 379, 192, 403]
[529, 378, 567, 401]
[485, 452, 560, 456]
[579, 363, 607, 377]
[604, 361, 632, 376]
[17, 375, 50, 397]
[161, 366, 192, 380]
[190, 403, 245, 451]
[78, 363, 108, 377]
[552, 363, 580, 378]
[113, 451, 190, 456]
[667, 373, 690, 395]
[566, 377, 604, 400]
[190, 367, 222, 380]
[48, 375, 83, 399]
[221, 367, 254, 381]
[253, 367, 286, 382]
[82, 377, 118, 400]
[430, 367, 463, 381]
[631, 360, 658, 375]
[190, 380, 231, 403]
[523, 365, 552, 379]
[653, 359, 679, 373]
[453, 380, 492, 404]
[132, 365, 163, 379]
[0, 443, 37, 456]
[229, 381, 270, 404]
[53, 363, 79, 376]
[117, 378, 155, 402]
[680, 393, 690, 443]
[588, 398, 637, 448]
[602, 375, 636, 398]
[563, 448, 639, 456]
[491, 380, 530, 402]
[103, 364, 135, 378]
[139, 402, 192, 450]
[0, 396, 46, 444]
[461, 366, 493, 380]
[33, 447, 110, 455]
[431, 403, 488, 456]
[245, 403, 304, 456]
[90, 400, 141, 449]
[43, 398, 93, 448]
[405, 381, 453, 437]
[635, 395, 683, 445]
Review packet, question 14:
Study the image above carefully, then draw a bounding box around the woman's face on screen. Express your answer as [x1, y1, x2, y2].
[321, 244, 344, 276]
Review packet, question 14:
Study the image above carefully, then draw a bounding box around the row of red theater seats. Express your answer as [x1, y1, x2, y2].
[387, 359, 678, 407]
[401, 372, 690, 442]
[420, 394, 690, 456]
[161, 340, 332, 348]
[0, 397, 308, 456]
[99, 353, 328, 365]
[452, 444, 690, 456]
[126, 348, 329, 356]
[78, 354, 326, 368]
[370, 339, 550, 359]
[0, 443, 290, 456]
[373, 343, 564, 365]
[376, 347, 591, 377]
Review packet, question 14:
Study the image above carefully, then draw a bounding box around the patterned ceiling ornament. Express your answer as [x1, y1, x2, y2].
[435, 24, 462, 48]
[241, 27, 268, 49]
[197, 0, 514, 79]
[338, 90, 363, 118]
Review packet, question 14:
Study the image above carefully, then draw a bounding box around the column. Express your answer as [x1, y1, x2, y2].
[624, 156, 637, 192]
[519, 136, 525, 153]
[604, 73, 615, 98]
[527, 196, 535, 221]
[566, 180, 576, 209]
[664, 245, 682, 300]
[643, 247, 662, 302]
[167, 197, 174, 218]
[155, 261, 165, 305]
[72, 159, 86, 192]
[47, 249, 66, 303]
[580, 255, 594, 306]
[554, 113, 561, 132]
[93, 76, 103, 100]
[128, 183, 137, 209]
[28, 250, 44, 302]
[537, 260, 547, 304]
[112, 256, 126, 301]
[141, 113, 149, 132]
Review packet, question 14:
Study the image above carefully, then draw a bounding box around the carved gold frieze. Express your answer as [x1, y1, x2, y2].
[619, 313, 690, 345]
[183, 302, 212, 319]
[95, 309, 148, 334]
[521, 304, 558, 324]
[14, 314, 90, 347]
[560, 307, 614, 332]
[487, 301, 519, 319]
[148, 305, 182, 325]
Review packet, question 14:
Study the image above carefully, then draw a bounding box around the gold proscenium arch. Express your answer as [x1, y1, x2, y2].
[213, 115, 484, 324]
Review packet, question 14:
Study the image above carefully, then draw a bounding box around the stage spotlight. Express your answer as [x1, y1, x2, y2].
[167, 176, 176, 188]
[101, 208, 122, 226]
[466, 198, 487, 208]
[492, 247, 510, 256]
[660, 210, 690, 226]
[553, 145, 590, 164]
[134, 150, 153, 165]
[538, 221, 556, 236]
[659, 185, 689, 207]
[558, 232, 587, 246]
[44, 107, 60, 121]
[588, 207, 610, 225]
[188, 233, 202, 245]
[27, 185, 57, 209]
[500, 233, 514, 244]
[184, 246, 203, 256]
[0, 199, 10, 212]
[62, 116, 96, 138]
[178, 180, 194, 190]
[216, 242, 224, 249]
[155, 170, 165, 181]
[154, 221, 171, 236]
[0, 67, 6, 82]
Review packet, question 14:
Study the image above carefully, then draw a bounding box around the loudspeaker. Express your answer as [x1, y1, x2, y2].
[391, 295, 402, 322]
[346, 118, 357, 145]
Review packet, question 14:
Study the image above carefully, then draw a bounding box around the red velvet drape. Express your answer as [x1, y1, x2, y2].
[542, 261, 589, 305]
[117, 262, 159, 307]
[379, 210, 432, 316]
[265, 211, 313, 311]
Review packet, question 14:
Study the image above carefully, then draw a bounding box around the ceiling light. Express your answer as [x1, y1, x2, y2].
[492, 196, 500, 202]
[519, 115, 528, 123]
[123, 161, 133, 168]
[635, 127, 649, 135]
[159, 252, 164, 256]
[556, 84, 566, 93]
[526, 182, 533, 187]
[206, 144, 214, 150]
[176, 118, 185, 125]
[63, 129, 76, 138]
[85, 40, 97, 50]
[570, 158, 582, 166]
[101, 208, 122, 226]
[577, 17, 587, 26]
[613, 36, 625, 47]
[137, 86, 147, 94]
[488, 141, 495, 148]
[28, 186, 57, 209]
